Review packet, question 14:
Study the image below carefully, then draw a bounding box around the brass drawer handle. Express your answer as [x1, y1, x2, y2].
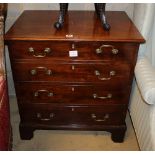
[30, 67, 52, 76]
[34, 89, 53, 97]
[91, 113, 109, 122]
[96, 45, 118, 55]
[37, 113, 55, 121]
[93, 93, 112, 99]
[94, 70, 116, 80]
[28, 47, 51, 58]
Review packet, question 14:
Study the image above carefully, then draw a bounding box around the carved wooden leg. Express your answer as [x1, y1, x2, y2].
[19, 125, 34, 140]
[111, 127, 127, 143]
[95, 3, 110, 31]
[54, 3, 69, 29]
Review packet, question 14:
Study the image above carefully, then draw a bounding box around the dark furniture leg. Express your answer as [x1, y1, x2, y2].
[19, 124, 34, 140]
[111, 126, 127, 143]
[95, 3, 110, 31]
[54, 3, 68, 29]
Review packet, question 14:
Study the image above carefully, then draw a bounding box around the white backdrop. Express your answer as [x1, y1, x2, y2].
[133, 4, 155, 64]
[130, 3, 155, 150]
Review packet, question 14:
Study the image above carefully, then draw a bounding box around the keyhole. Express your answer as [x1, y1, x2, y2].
[72, 43, 75, 49]
[71, 65, 75, 70]
[71, 87, 75, 92]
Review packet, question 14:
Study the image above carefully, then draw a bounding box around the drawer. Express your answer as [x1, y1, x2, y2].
[19, 104, 126, 125]
[12, 62, 131, 84]
[8, 41, 139, 62]
[15, 83, 130, 105]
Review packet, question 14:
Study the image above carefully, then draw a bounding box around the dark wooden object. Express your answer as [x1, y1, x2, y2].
[54, 3, 110, 31]
[5, 11, 145, 142]
[0, 3, 7, 21]
[0, 3, 12, 151]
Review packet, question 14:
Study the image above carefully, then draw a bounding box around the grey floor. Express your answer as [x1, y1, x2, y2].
[10, 96, 140, 151]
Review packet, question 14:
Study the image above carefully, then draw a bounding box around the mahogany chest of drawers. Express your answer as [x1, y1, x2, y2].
[5, 11, 144, 142]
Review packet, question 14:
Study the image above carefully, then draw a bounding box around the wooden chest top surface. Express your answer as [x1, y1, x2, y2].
[5, 10, 145, 43]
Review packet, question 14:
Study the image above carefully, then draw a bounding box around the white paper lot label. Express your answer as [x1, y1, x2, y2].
[69, 50, 78, 57]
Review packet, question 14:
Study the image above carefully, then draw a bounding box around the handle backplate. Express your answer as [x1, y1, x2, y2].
[34, 89, 53, 97]
[29, 47, 51, 58]
[94, 70, 116, 80]
[37, 113, 55, 121]
[30, 66, 52, 76]
[96, 45, 118, 55]
[93, 93, 112, 99]
[91, 113, 109, 122]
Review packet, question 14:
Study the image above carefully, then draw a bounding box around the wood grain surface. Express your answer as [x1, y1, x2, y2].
[5, 11, 145, 42]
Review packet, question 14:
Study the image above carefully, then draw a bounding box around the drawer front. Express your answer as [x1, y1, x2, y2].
[12, 62, 131, 84]
[15, 83, 130, 105]
[8, 41, 139, 62]
[19, 104, 126, 125]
